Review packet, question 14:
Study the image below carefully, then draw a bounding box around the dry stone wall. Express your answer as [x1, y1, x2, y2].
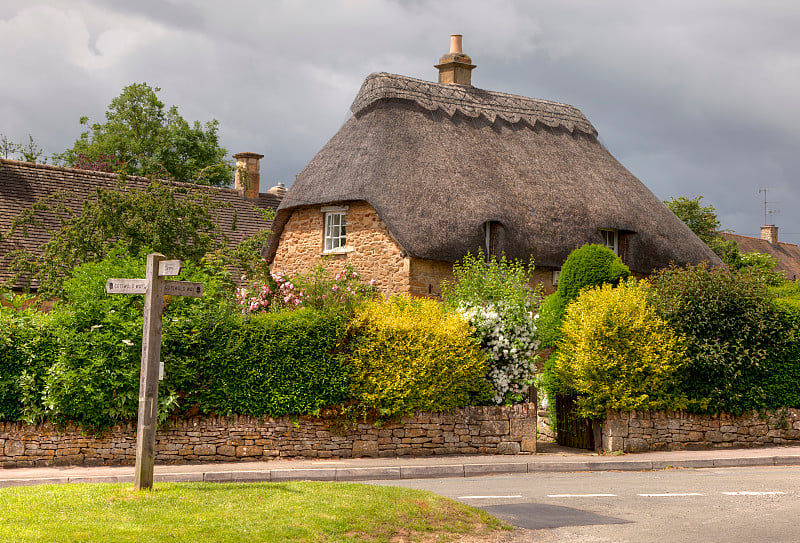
[602, 409, 800, 452]
[0, 404, 536, 468]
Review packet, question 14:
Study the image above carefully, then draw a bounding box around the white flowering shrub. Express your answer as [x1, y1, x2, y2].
[442, 250, 542, 404]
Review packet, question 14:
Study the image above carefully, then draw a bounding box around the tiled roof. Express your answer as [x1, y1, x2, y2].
[0, 159, 280, 288]
[721, 232, 800, 281]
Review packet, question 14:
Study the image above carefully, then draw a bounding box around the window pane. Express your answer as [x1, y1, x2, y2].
[324, 212, 346, 251]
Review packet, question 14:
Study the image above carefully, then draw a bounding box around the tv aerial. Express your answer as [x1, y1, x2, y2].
[758, 188, 779, 225]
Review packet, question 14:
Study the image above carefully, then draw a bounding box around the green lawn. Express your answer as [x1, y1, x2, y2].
[0, 481, 507, 542]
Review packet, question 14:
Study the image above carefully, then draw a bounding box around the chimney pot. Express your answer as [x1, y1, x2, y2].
[450, 34, 463, 54]
[761, 224, 778, 245]
[233, 152, 264, 199]
[435, 34, 475, 86]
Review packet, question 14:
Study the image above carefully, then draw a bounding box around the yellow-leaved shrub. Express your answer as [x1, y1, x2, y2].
[347, 297, 493, 417]
[553, 279, 687, 418]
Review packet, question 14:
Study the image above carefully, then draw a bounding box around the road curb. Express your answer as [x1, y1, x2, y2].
[2, 454, 799, 488]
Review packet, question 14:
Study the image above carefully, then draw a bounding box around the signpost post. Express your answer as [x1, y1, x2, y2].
[105, 253, 203, 490]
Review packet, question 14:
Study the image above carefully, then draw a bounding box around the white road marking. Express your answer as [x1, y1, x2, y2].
[638, 493, 704, 497]
[722, 491, 786, 496]
[458, 495, 523, 499]
[547, 494, 618, 498]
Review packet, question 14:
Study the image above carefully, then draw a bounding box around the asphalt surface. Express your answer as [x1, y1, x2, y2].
[2, 442, 800, 488]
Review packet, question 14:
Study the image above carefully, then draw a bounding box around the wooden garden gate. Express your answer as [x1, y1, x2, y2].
[555, 394, 595, 450]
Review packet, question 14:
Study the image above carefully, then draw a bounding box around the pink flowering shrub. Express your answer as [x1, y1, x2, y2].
[236, 261, 377, 315]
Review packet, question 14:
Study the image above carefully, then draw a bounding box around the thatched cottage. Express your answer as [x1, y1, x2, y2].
[265, 35, 719, 296]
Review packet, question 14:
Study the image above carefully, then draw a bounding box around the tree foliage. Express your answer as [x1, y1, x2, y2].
[1, 133, 46, 163]
[649, 263, 797, 413]
[58, 83, 232, 186]
[664, 195, 721, 245]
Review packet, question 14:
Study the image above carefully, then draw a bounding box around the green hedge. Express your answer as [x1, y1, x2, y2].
[0, 306, 57, 423]
[201, 309, 351, 417]
[1, 251, 498, 429]
[649, 264, 798, 413]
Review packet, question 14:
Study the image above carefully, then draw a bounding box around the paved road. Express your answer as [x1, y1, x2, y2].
[369, 465, 800, 542]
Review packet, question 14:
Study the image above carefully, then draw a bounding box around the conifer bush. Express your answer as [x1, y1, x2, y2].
[347, 297, 493, 417]
[551, 279, 687, 418]
[538, 243, 630, 348]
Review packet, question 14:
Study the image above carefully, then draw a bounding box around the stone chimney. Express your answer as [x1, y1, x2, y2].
[435, 34, 475, 86]
[233, 152, 264, 199]
[761, 224, 778, 245]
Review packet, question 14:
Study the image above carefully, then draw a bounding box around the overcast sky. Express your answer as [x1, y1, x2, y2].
[2, 0, 799, 243]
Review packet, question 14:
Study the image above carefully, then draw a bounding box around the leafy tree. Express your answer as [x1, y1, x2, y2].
[0, 133, 46, 163]
[664, 196, 720, 245]
[664, 195, 741, 265]
[665, 195, 786, 283]
[58, 83, 232, 186]
[0, 134, 21, 159]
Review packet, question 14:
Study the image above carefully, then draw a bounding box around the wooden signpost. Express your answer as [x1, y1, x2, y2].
[105, 253, 204, 490]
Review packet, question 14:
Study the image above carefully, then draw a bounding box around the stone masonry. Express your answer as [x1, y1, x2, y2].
[271, 200, 560, 298]
[602, 408, 800, 453]
[271, 202, 410, 294]
[0, 404, 536, 468]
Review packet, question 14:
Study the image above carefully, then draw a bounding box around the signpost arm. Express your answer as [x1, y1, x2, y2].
[134, 253, 166, 490]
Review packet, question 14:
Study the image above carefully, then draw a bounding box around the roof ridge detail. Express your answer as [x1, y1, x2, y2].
[350, 72, 597, 136]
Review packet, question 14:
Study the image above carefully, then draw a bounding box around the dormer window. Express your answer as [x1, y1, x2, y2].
[600, 228, 618, 255]
[322, 205, 348, 252]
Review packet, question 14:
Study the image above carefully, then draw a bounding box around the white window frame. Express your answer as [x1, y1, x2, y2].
[322, 206, 348, 253]
[600, 228, 618, 255]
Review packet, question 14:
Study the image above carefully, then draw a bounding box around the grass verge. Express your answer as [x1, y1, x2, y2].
[0, 481, 507, 542]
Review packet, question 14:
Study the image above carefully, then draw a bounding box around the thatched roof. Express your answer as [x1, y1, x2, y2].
[721, 232, 800, 280]
[266, 72, 720, 272]
[0, 159, 280, 288]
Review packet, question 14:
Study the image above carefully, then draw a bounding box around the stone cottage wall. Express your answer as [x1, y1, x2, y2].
[271, 202, 410, 294]
[271, 201, 560, 298]
[602, 409, 800, 452]
[0, 404, 536, 468]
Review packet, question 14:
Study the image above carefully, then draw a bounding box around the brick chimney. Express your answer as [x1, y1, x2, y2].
[435, 34, 475, 86]
[233, 152, 264, 199]
[761, 224, 778, 245]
